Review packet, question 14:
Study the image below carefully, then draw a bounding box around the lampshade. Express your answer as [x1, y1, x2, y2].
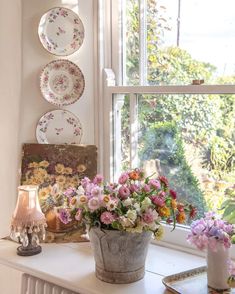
[11, 185, 46, 228]
[10, 185, 47, 256]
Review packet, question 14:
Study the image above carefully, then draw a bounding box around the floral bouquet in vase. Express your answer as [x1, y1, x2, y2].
[58, 168, 196, 283]
[187, 212, 235, 290]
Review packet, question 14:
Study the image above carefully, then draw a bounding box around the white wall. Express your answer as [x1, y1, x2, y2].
[20, 0, 94, 144]
[0, 0, 95, 238]
[0, 0, 22, 238]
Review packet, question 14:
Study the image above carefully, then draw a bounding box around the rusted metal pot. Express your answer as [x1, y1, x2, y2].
[89, 227, 152, 284]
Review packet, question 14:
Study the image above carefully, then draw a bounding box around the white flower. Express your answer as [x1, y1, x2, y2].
[148, 221, 158, 231]
[119, 216, 133, 228]
[76, 186, 85, 196]
[126, 209, 137, 221]
[141, 197, 152, 210]
[133, 203, 141, 212]
[126, 223, 144, 233]
[123, 198, 132, 207]
[106, 199, 118, 211]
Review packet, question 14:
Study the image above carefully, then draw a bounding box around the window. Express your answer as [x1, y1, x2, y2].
[98, 0, 235, 252]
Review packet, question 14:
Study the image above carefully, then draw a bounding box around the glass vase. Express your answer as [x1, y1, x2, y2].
[207, 243, 230, 291]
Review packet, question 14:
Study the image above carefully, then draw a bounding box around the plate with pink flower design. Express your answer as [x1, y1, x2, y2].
[38, 7, 84, 56]
[40, 59, 85, 106]
[36, 110, 83, 144]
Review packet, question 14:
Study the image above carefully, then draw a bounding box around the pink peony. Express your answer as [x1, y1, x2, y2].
[149, 179, 160, 190]
[118, 186, 130, 199]
[118, 172, 129, 184]
[151, 195, 165, 207]
[143, 184, 151, 193]
[129, 184, 139, 193]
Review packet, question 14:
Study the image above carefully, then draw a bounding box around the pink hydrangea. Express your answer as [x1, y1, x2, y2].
[187, 212, 235, 251]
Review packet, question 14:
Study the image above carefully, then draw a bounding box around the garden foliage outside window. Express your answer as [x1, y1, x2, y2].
[112, 0, 235, 221]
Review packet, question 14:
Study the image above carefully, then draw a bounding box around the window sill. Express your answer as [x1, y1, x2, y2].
[0, 239, 206, 294]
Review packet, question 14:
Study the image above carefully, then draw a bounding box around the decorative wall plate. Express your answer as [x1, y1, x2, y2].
[38, 7, 84, 56]
[36, 110, 83, 144]
[40, 60, 85, 106]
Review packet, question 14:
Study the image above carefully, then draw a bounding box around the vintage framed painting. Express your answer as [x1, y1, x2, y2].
[20, 143, 97, 243]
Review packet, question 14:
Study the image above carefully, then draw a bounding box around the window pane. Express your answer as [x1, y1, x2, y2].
[117, 93, 235, 219]
[113, 95, 131, 173]
[124, 0, 235, 85]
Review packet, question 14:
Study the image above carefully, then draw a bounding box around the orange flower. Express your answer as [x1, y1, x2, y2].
[176, 212, 186, 224]
[129, 170, 140, 180]
[159, 206, 171, 218]
[171, 199, 177, 209]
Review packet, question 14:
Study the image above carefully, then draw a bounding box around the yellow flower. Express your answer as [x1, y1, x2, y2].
[56, 175, 66, 185]
[102, 195, 110, 203]
[71, 176, 80, 186]
[39, 187, 50, 199]
[64, 167, 73, 175]
[176, 212, 186, 224]
[28, 162, 39, 168]
[171, 199, 177, 209]
[55, 164, 65, 174]
[154, 225, 164, 240]
[70, 197, 78, 206]
[34, 168, 48, 178]
[39, 160, 49, 168]
[77, 164, 87, 173]
[159, 206, 171, 218]
[79, 195, 88, 204]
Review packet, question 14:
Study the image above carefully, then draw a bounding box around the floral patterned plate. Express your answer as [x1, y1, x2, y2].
[40, 60, 85, 106]
[36, 110, 83, 144]
[38, 7, 84, 56]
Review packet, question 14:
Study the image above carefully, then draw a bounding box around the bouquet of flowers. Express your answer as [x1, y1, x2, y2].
[58, 169, 196, 239]
[187, 211, 235, 251]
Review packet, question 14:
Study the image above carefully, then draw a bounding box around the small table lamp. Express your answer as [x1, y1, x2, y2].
[10, 185, 47, 256]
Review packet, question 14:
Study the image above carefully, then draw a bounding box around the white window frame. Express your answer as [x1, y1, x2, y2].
[95, 0, 235, 257]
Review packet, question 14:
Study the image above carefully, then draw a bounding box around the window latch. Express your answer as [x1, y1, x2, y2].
[192, 79, 204, 85]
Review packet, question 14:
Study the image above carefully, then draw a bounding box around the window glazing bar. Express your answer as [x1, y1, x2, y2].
[106, 85, 235, 94]
[139, 0, 147, 85]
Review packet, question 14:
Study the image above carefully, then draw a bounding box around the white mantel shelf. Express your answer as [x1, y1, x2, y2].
[0, 239, 206, 294]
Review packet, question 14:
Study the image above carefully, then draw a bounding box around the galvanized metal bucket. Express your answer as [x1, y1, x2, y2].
[88, 227, 152, 284]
